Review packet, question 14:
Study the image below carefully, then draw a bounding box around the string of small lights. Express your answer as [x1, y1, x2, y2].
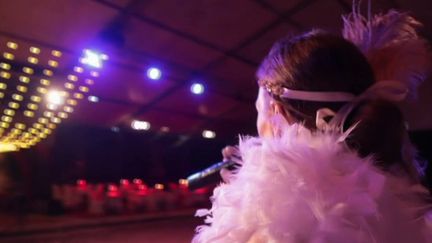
[0, 40, 107, 152]
[0, 38, 218, 153]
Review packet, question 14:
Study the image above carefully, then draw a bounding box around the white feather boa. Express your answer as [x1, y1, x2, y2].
[193, 124, 432, 243]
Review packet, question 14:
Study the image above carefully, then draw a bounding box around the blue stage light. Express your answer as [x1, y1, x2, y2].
[81, 49, 107, 68]
[190, 82, 204, 95]
[147, 67, 162, 80]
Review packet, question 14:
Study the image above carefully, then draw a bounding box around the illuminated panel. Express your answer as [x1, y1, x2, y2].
[0, 42, 106, 152]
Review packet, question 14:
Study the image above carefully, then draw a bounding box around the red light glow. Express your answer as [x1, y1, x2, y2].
[120, 179, 130, 186]
[133, 178, 143, 185]
[77, 179, 87, 187]
[107, 184, 120, 198]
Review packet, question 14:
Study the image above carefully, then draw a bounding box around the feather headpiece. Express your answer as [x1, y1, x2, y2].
[342, 1, 431, 99]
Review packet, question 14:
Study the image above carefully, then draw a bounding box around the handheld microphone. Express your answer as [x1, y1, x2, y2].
[186, 160, 236, 190]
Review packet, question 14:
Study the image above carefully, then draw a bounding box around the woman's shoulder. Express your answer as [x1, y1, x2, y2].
[194, 124, 432, 243]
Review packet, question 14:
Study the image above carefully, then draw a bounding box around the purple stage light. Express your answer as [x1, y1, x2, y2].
[88, 95, 99, 103]
[80, 49, 107, 68]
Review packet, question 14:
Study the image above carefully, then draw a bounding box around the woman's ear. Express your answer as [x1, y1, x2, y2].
[270, 101, 284, 116]
[270, 101, 295, 124]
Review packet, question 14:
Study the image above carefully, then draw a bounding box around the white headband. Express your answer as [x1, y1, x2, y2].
[265, 80, 409, 133]
[280, 89, 356, 102]
[273, 80, 407, 103]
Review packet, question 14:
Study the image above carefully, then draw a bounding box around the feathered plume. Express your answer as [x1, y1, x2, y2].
[342, 1, 431, 99]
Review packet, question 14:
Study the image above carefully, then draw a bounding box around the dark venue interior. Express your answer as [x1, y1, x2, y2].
[0, 0, 431, 242]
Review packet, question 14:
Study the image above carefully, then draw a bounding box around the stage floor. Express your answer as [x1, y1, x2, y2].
[1, 216, 202, 243]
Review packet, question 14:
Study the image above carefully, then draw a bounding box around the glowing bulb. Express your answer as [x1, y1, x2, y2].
[51, 117, 61, 124]
[12, 94, 23, 101]
[31, 96, 41, 103]
[43, 69, 53, 76]
[64, 106, 73, 113]
[0, 63, 11, 70]
[19, 144, 29, 149]
[48, 60, 58, 67]
[37, 87, 47, 94]
[67, 74, 78, 82]
[88, 95, 99, 102]
[73, 66, 83, 73]
[19, 76, 30, 83]
[1, 71, 11, 79]
[65, 83, 74, 89]
[131, 120, 150, 130]
[23, 67, 34, 74]
[47, 90, 64, 105]
[28, 56, 38, 64]
[8, 102, 19, 109]
[0, 83, 6, 89]
[146, 67, 162, 80]
[24, 110, 34, 117]
[38, 118, 48, 124]
[11, 128, 21, 134]
[44, 111, 53, 117]
[51, 50, 62, 57]
[79, 86, 89, 93]
[17, 85, 28, 93]
[73, 93, 83, 99]
[85, 79, 94, 85]
[202, 129, 216, 139]
[40, 79, 50, 86]
[29, 46, 40, 54]
[7, 42, 18, 49]
[1, 116, 12, 123]
[4, 109, 15, 116]
[15, 123, 25, 130]
[27, 103, 38, 110]
[57, 112, 68, 119]
[190, 82, 204, 95]
[3, 52, 14, 60]
[90, 71, 99, 77]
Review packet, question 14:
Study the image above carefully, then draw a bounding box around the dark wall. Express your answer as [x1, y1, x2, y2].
[2, 126, 431, 199]
[48, 124, 234, 185]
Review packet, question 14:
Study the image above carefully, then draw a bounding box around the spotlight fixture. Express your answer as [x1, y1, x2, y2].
[80, 49, 107, 68]
[146, 67, 162, 80]
[190, 82, 204, 95]
[202, 129, 216, 139]
[131, 120, 150, 130]
[88, 95, 99, 103]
